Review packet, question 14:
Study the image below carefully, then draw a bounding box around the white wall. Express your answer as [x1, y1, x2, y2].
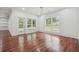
[40, 8, 78, 38]
[59, 8, 77, 38]
[9, 8, 79, 38]
[76, 8, 79, 39]
[9, 8, 38, 36]
[37, 15, 46, 32]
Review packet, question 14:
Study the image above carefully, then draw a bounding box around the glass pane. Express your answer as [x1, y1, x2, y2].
[46, 19, 48, 25]
[52, 17, 59, 26]
[27, 18, 36, 28]
[52, 17, 57, 23]
[27, 18, 32, 28]
[45, 16, 59, 32]
[48, 18, 51, 24]
[27, 19, 31, 24]
[33, 20, 36, 27]
[27, 24, 31, 27]
[18, 17, 24, 28]
[46, 18, 51, 26]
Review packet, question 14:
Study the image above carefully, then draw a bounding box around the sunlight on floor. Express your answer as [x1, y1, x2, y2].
[45, 34, 61, 52]
[18, 35, 24, 51]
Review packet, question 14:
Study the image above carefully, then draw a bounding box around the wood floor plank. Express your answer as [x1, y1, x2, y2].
[0, 31, 79, 52]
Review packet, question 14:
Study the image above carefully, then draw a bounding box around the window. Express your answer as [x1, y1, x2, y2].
[45, 16, 59, 32]
[18, 17, 25, 28]
[27, 19, 31, 28]
[46, 18, 51, 26]
[27, 18, 36, 29]
[17, 17, 26, 33]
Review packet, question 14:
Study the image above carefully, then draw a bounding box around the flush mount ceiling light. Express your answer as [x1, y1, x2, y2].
[22, 8, 25, 11]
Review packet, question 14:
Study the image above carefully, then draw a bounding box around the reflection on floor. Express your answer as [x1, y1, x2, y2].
[1, 30, 79, 52]
[0, 30, 11, 51]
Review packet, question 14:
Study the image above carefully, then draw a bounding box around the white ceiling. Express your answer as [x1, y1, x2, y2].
[0, 7, 65, 17]
[14, 7, 65, 15]
[0, 7, 11, 18]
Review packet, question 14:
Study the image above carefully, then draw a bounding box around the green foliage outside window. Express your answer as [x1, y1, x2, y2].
[33, 20, 36, 27]
[45, 16, 59, 32]
[27, 18, 36, 28]
[27, 19, 31, 27]
[18, 17, 25, 28]
[46, 18, 51, 26]
[46, 16, 59, 26]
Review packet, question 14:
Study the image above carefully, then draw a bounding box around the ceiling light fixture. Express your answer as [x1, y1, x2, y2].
[22, 8, 25, 10]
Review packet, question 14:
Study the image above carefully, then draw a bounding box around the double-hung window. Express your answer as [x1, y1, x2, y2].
[27, 18, 36, 30]
[18, 17, 26, 32]
[45, 16, 59, 32]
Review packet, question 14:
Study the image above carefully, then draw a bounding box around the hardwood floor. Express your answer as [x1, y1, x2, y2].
[0, 30, 11, 51]
[0, 31, 79, 52]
